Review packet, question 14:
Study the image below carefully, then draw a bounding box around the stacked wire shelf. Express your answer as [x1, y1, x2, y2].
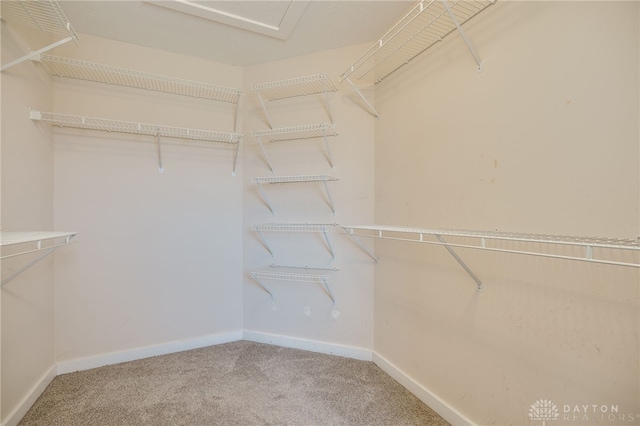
[249, 269, 336, 305]
[342, 225, 640, 269]
[253, 223, 338, 259]
[340, 0, 495, 84]
[30, 111, 242, 144]
[1, 0, 79, 71]
[249, 74, 340, 305]
[35, 54, 242, 104]
[1, 231, 78, 286]
[252, 123, 338, 172]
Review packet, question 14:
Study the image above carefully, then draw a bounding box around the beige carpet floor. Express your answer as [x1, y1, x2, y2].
[19, 341, 449, 426]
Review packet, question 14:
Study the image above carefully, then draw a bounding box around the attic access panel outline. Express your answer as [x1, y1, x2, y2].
[142, 0, 309, 40]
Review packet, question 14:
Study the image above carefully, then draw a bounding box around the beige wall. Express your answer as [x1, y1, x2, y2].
[1, 23, 56, 422]
[373, 1, 639, 425]
[242, 44, 376, 350]
[51, 35, 244, 362]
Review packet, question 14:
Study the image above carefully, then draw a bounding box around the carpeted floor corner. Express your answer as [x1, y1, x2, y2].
[19, 341, 449, 426]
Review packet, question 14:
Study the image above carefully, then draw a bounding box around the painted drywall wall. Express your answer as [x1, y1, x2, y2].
[373, 1, 639, 425]
[1, 22, 56, 422]
[242, 44, 376, 351]
[51, 35, 244, 363]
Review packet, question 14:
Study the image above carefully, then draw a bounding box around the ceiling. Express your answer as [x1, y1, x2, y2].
[57, 1, 415, 67]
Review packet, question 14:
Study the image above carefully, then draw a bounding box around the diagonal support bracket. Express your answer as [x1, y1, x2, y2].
[434, 234, 483, 292]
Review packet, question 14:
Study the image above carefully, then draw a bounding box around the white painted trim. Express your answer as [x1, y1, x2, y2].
[142, 0, 309, 40]
[243, 330, 373, 361]
[56, 330, 243, 374]
[2, 364, 57, 426]
[372, 352, 476, 426]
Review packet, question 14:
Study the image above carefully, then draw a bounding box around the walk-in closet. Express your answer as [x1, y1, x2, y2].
[1, 1, 638, 425]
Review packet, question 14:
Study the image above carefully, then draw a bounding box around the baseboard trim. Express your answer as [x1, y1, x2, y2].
[56, 330, 243, 375]
[2, 364, 57, 426]
[372, 352, 475, 426]
[243, 330, 373, 361]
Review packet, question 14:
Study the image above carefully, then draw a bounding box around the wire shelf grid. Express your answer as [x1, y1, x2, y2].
[37, 54, 242, 103]
[0, 231, 76, 248]
[342, 225, 640, 268]
[252, 123, 337, 142]
[31, 111, 243, 144]
[252, 174, 338, 185]
[250, 270, 331, 284]
[340, 0, 494, 84]
[251, 74, 337, 101]
[1, 0, 77, 38]
[253, 223, 337, 232]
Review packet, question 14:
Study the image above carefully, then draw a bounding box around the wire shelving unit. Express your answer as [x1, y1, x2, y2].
[252, 175, 339, 215]
[1, 0, 79, 71]
[252, 123, 338, 173]
[30, 110, 244, 174]
[1, 231, 77, 286]
[340, 0, 495, 119]
[250, 269, 336, 305]
[34, 54, 243, 104]
[253, 223, 338, 259]
[342, 225, 640, 292]
[251, 74, 337, 128]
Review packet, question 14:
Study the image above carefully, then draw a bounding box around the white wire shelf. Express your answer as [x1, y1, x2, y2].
[31, 110, 242, 143]
[340, 0, 495, 84]
[253, 223, 337, 232]
[250, 269, 335, 305]
[1, 0, 79, 71]
[252, 123, 337, 142]
[253, 223, 338, 259]
[252, 175, 339, 215]
[252, 174, 338, 185]
[252, 123, 338, 172]
[30, 110, 243, 174]
[1, 231, 76, 249]
[1, 231, 77, 286]
[251, 74, 337, 101]
[251, 74, 337, 128]
[342, 225, 640, 269]
[34, 54, 242, 104]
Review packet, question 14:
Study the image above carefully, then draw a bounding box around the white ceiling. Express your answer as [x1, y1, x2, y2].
[58, 1, 415, 67]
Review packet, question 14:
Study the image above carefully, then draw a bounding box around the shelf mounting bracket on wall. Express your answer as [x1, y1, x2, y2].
[1, 232, 77, 286]
[253, 123, 338, 173]
[252, 175, 339, 216]
[1, 0, 79, 72]
[253, 223, 337, 260]
[434, 234, 483, 292]
[250, 270, 336, 306]
[441, 0, 484, 72]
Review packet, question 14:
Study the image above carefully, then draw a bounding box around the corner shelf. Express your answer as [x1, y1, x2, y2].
[30, 110, 244, 174]
[250, 269, 336, 305]
[252, 123, 338, 172]
[1, 0, 79, 72]
[342, 225, 640, 292]
[340, 0, 495, 118]
[1, 231, 77, 286]
[251, 74, 337, 128]
[253, 223, 338, 259]
[252, 175, 339, 215]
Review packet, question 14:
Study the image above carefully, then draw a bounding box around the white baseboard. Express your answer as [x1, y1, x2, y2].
[243, 330, 373, 361]
[2, 364, 57, 426]
[372, 352, 475, 426]
[56, 330, 243, 374]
